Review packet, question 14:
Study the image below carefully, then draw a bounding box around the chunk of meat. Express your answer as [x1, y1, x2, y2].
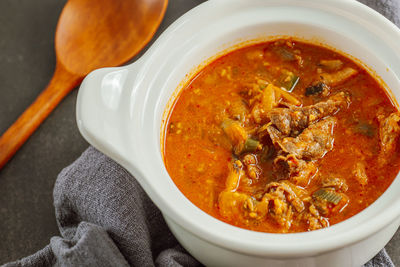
[263, 182, 305, 212]
[267, 92, 348, 136]
[320, 67, 358, 86]
[261, 181, 305, 230]
[353, 161, 368, 186]
[378, 112, 400, 163]
[242, 154, 260, 179]
[302, 204, 329, 230]
[266, 123, 284, 145]
[274, 154, 317, 187]
[219, 162, 335, 232]
[272, 117, 337, 160]
[242, 154, 257, 165]
[279, 180, 310, 199]
[312, 188, 349, 216]
[310, 196, 330, 216]
[219, 162, 308, 231]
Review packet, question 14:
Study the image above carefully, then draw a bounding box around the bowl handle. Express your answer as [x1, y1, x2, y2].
[76, 64, 139, 164]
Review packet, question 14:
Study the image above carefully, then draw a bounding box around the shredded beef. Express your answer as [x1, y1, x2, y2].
[267, 92, 347, 136]
[274, 154, 317, 187]
[278, 117, 336, 160]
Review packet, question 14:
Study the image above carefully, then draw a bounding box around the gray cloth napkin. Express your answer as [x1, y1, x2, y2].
[3, 0, 400, 266]
[4, 147, 200, 267]
[3, 146, 396, 267]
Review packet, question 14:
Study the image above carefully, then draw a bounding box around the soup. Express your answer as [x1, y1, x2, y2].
[164, 39, 400, 233]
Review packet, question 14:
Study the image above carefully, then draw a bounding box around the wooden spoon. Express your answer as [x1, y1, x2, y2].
[0, 0, 168, 169]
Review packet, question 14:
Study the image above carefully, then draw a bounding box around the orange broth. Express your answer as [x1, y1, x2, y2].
[164, 39, 400, 233]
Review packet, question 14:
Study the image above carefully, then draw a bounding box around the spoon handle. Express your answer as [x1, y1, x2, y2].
[0, 64, 80, 169]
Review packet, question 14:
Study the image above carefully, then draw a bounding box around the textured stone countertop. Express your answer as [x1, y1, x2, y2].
[0, 0, 398, 265]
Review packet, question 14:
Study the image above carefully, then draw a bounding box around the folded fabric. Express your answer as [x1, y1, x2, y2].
[4, 147, 200, 267]
[3, 0, 400, 266]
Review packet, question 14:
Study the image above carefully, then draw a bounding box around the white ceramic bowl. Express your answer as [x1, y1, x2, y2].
[76, 0, 400, 266]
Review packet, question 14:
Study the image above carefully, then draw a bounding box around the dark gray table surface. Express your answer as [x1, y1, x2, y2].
[0, 0, 399, 265]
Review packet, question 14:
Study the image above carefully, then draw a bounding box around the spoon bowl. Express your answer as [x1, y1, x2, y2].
[57, 0, 167, 75]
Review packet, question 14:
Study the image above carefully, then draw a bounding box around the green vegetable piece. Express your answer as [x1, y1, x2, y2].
[355, 121, 375, 137]
[275, 47, 295, 61]
[313, 188, 342, 205]
[280, 70, 299, 92]
[244, 138, 259, 152]
[285, 75, 300, 92]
